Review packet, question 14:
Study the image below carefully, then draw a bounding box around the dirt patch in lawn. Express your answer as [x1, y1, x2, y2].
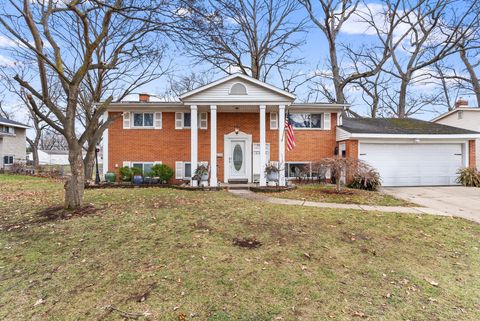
[37, 204, 102, 221]
[233, 237, 262, 249]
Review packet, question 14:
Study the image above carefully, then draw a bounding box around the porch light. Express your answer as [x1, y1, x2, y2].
[235, 124, 240, 135]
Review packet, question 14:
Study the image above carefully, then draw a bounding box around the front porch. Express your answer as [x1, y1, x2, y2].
[188, 103, 288, 187]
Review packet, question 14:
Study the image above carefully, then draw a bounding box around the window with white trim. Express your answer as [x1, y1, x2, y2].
[175, 112, 191, 129]
[175, 161, 209, 179]
[284, 162, 331, 179]
[0, 125, 15, 134]
[288, 113, 322, 129]
[133, 112, 154, 127]
[3, 155, 14, 165]
[270, 112, 278, 129]
[199, 112, 208, 129]
[131, 162, 155, 175]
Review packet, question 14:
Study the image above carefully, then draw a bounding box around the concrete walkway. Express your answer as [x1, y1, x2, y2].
[228, 189, 453, 217]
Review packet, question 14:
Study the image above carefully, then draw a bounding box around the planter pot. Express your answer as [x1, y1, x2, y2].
[200, 173, 209, 182]
[143, 177, 152, 184]
[105, 172, 116, 183]
[133, 175, 143, 185]
[266, 171, 279, 182]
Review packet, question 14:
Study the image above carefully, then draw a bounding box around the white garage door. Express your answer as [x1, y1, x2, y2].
[359, 143, 463, 186]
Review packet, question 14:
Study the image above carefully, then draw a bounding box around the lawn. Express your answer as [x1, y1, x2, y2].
[1, 175, 479, 320]
[265, 184, 415, 207]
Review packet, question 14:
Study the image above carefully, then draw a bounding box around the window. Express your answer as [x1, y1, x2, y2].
[285, 162, 310, 178]
[3, 155, 14, 165]
[270, 112, 278, 130]
[133, 113, 154, 127]
[175, 112, 208, 129]
[229, 82, 247, 95]
[131, 162, 155, 175]
[175, 161, 208, 179]
[288, 113, 322, 129]
[0, 126, 14, 134]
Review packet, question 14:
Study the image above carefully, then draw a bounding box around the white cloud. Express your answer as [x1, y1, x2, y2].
[0, 36, 17, 48]
[0, 54, 15, 66]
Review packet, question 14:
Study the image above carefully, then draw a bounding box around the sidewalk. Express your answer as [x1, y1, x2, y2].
[228, 189, 452, 216]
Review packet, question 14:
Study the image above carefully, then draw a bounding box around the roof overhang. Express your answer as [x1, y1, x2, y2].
[337, 130, 480, 141]
[0, 121, 29, 129]
[179, 73, 296, 100]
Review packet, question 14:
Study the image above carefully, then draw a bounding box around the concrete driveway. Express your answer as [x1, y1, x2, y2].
[381, 186, 480, 223]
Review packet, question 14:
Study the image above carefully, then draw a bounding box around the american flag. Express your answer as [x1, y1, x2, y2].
[285, 113, 296, 151]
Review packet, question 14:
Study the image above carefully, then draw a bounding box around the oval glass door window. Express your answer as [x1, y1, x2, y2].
[233, 144, 243, 171]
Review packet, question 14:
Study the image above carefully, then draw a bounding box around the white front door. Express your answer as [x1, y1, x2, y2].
[229, 140, 247, 179]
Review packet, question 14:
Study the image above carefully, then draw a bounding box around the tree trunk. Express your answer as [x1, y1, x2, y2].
[83, 147, 96, 181]
[31, 145, 39, 168]
[397, 78, 409, 118]
[459, 48, 480, 107]
[329, 41, 346, 104]
[64, 147, 85, 209]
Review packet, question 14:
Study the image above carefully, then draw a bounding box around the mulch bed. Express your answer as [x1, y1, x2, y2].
[37, 204, 102, 221]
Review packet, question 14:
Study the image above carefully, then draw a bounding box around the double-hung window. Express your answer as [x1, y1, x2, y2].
[3, 155, 14, 165]
[175, 112, 208, 129]
[288, 112, 331, 130]
[133, 112, 154, 128]
[0, 126, 14, 134]
[131, 162, 155, 175]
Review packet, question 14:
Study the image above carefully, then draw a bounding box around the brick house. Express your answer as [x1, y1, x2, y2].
[103, 74, 479, 187]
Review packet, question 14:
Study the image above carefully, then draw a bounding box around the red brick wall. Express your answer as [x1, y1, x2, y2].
[107, 111, 338, 183]
[469, 139, 476, 169]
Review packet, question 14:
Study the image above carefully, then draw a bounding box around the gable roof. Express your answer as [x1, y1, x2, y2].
[339, 118, 479, 135]
[0, 117, 29, 129]
[179, 73, 296, 100]
[431, 107, 480, 122]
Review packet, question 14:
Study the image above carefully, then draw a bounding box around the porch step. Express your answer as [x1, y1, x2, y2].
[228, 179, 249, 184]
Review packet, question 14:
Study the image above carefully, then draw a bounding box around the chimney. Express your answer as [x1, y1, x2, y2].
[139, 93, 150, 102]
[455, 98, 468, 108]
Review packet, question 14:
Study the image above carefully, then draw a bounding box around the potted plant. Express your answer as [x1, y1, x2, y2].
[118, 166, 133, 182]
[131, 166, 143, 185]
[104, 171, 116, 183]
[194, 164, 209, 185]
[265, 162, 280, 182]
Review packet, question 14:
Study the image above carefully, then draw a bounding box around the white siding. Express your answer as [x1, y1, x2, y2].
[436, 110, 480, 168]
[336, 127, 351, 141]
[182, 78, 291, 103]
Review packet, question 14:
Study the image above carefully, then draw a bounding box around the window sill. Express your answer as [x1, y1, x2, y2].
[131, 127, 157, 129]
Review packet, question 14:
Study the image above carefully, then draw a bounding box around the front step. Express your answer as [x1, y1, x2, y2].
[228, 179, 249, 184]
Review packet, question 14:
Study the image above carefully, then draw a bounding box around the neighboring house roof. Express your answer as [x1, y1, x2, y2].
[41, 150, 69, 155]
[0, 117, 29, 129]
[338, 118, 480, 138]
[431, 107, 480, 122]
[179, 73, 296, 100]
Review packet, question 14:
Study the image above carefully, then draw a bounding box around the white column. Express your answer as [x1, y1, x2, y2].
[102, 111, 109, 176]
[259, 105, 267, 186]
[210, 105, 217, 186]
[278, 105, 286, 186]
[190, 105, 198, 187]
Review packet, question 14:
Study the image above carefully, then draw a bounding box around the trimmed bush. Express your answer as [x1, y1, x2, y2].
[456, 167, 480, 187]
[131, 166, 142, 176]
[348, 167, 382, 191]
[150, 164, 174, 183]
[118, 166, 133, 182]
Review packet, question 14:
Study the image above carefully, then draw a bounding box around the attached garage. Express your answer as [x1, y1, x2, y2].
[337, 118, 479, 187]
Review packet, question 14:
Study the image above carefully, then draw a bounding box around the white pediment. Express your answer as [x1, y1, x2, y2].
[179, 73, 295, 103]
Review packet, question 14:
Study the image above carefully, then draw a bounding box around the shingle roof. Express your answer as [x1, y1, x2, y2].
[0, 117, 29, 128]
[339, 117, 479, 135]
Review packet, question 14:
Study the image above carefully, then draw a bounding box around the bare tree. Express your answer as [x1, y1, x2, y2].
[380, 0, 479, 117]
[299, 0, 419, 105]
[39, 128, 69, 151]
[162, 71, 216, 100]
[0, 0, 175, 209]
[178, 0, 307, 81]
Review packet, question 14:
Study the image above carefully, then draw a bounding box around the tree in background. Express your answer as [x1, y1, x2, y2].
[177, 0, 307, 82]
[0, 0, 176, 209]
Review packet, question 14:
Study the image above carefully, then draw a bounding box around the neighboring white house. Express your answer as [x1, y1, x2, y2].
[28, 149, 104, 166]
[29, 150, 70, 165]
[432, 99, 480, 168]
[0, 117, 29, 168]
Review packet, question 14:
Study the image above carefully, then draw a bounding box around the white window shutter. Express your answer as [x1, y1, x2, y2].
[175, 161, 184, 179]
[270, 112, 278, 130]
[122, 161, 131, 167]
[154, 112, 162, 129]
[199, 112, 208, 129]
[175, 112, 183, 129]
[337, 113, 343, 126]
[325, 168, 331, 179]
[123, 112, 131, 129]
[324, 112, 331, 130]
